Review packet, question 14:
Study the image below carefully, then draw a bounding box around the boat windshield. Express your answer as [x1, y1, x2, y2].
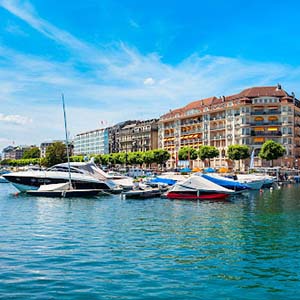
[47, 166, 84, 174]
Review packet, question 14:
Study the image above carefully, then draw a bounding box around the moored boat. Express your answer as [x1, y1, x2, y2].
[166, 175, 234, 200]
[3, 161, 117, 192]
[236, 174, 265, 190]
[121, 186, 168, 199]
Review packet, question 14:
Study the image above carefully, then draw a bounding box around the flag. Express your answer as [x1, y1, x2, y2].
[249, 150, 255, 169]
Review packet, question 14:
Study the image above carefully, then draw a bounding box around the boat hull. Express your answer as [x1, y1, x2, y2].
[3, 175, 112, 192]
[26, 189, 101, 198]
[0, 176, 9, 183]
[122, 188, 167, 199]
[167, 192, 230, 200]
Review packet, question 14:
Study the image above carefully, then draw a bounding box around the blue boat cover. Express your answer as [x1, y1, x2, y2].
[149, 177, 177, 185]
[201, 174, 249, 191]
[180, 168, 191, 173]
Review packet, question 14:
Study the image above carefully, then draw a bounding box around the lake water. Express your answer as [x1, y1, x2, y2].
[1, 183, 300, 300]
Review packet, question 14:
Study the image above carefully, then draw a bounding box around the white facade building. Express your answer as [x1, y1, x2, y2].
[74, 128, 109, 155]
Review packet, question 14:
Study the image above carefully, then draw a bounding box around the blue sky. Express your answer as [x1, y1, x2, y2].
[1, 0, 300, 150]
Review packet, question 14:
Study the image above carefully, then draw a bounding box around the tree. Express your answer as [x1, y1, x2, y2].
[22, 147, 40, 159]
[152, 149, 171, 169]
[227, 145, 250, 171]
[198, 146, 219, 167]
[70, 155, 84, 162]
[259, 140, 285, 167]
[178, 146, 198, 160]
[43, 142, 67, 167]
[128, 152, 144, 166]
[143, 151, 155, 167]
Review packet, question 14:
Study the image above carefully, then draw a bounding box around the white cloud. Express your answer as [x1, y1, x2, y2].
[144, 77, 155, 86]
[0, 113, 32, 125]
[129, 18, 140, 29]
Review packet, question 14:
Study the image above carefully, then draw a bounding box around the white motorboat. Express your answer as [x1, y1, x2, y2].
[3, 160, 117, 192]
[106, 170, 134, 190]
[236, 174, 265, 190]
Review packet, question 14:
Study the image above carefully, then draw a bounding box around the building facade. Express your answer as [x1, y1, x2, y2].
[2, 145, 36, 160]
[107, 121, 137, 153]
[73, 129, 108, 156]
[158, 85, 300, 169]
[119, 119, 159, 153]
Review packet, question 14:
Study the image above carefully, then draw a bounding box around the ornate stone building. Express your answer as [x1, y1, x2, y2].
[158, 85, 300, 169]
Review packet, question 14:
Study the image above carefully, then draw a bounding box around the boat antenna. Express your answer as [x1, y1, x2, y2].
[61, 93, 72, 190]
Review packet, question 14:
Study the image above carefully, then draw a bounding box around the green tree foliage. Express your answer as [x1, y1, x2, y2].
[113, 153, 126, 165]
[93, 154, 109, 165]
[143, 151, 155, 166]
[0, 158, 40, 166]
[128, 152, 144, 166]
[70, 155, 84, 162]
[178, 146, 198, 160]
[227, 145, 250, 160]
[152, 149, 171, 168]
[22, 147, 41, 159]
[82, 149, 171, 170]
[227, 144, 250, 170]
[198, 146, 219, 166]
[43, 142, 67, 167]
[259, 140, 285, 166]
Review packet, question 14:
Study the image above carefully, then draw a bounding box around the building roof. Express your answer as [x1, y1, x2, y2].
[227, 85, 290, 100]
[160, 85, 296, 120]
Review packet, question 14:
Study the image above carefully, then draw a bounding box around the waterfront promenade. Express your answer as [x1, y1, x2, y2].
[1, 183, 300, 299]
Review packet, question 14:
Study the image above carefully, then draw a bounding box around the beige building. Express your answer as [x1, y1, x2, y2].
[158, 85, 300, 169]
[119, 119, 158, 153]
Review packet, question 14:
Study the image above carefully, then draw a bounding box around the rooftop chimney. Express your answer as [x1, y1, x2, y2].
[276, 83, 282, 90]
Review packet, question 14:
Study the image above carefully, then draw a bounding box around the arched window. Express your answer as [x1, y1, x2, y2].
[254, 116, 264, 122]
[268, 116, 278, 124]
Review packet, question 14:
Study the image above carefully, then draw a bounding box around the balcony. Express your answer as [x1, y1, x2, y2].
[211, 135, 226, 140]
[282, 132, 293, 136]
[251, 110, 281, 115]
[250, 121, 282, 126]
[240, 111, 250, 115]
[210, 126, 226, 131]
[251, 131, 282, 136]
[241, 133, 251, 137]
[282, 121, 293, 126]
[181, 129, 202, 135]
[164, 133, 175, 138]
[240, 123, 250, 127]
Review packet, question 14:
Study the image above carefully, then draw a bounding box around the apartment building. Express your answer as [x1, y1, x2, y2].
[119, 119, 159, 153]
[107, 121, 137, 153]
[158, 85, 300, 169]
[73, 129, 108, 156]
